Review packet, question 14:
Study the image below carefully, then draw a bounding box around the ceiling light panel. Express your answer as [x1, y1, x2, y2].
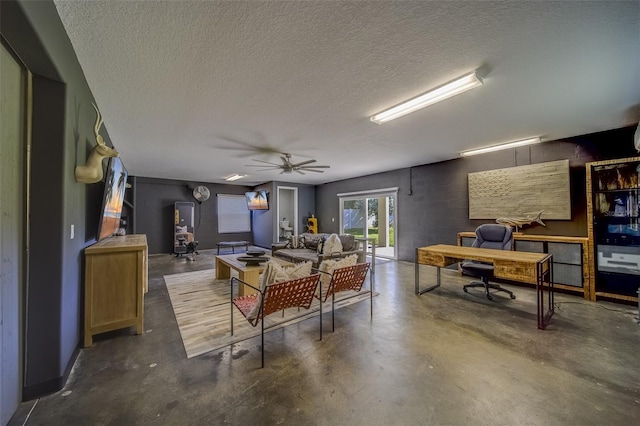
[371, 71, 483, 124]
[460, 137, 542, 157]
[225, 174, 245, 181]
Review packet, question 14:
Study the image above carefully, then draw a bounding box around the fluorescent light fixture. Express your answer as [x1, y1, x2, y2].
[225, 173, 245, 181]
[460, 137, 542, 157]
[370, 71, 483, 124]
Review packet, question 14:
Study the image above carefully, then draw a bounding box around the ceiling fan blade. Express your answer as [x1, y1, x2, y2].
[245, 164, 280, 168]
[301, 168, 324, 173]
[295, 170, 305, 175]
[251, 159, 281, 166]
[280, 155, 292, 166]
[215, 137, 283, 154]
[299, 165, 330, 169]
[292, 159, 316, 167]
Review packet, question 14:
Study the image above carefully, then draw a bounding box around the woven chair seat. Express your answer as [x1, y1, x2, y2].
[233, 294, 259, 323]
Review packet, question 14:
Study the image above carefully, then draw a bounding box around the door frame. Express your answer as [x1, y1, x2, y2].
[276, 186, 298, 239]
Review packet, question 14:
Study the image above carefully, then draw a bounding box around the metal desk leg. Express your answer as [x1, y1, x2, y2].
[415, 248, 442, 295]
[414, 249, 419, 294]
[417, 266, 442, 295]
[537, 254, 554, 329]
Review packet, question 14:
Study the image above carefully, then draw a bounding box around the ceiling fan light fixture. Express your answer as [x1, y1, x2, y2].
[247, 152, 329, 175]
[225, 173, 246, 181]
[460, 137, 542, 157]
[370, 70, 483, 124]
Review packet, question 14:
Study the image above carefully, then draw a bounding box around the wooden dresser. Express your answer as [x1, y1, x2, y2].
[84, 234, 148, 347]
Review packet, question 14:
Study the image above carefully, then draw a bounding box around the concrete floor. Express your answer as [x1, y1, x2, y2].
[10, 249, 640, 425]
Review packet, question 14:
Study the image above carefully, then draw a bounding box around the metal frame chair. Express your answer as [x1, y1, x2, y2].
[230, 274, 321, 368]
[315, 262, 372, 337]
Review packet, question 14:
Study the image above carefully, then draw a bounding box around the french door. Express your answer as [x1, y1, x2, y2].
[339, 188, 397, 259]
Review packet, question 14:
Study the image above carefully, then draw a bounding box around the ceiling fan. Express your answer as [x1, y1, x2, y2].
[246, 153, 330, 174]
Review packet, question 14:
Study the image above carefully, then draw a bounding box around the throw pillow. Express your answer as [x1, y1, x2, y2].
[281, 260, 313, 280]
[286, 235, 306, 249]
[318, 253, 358, 293]
[259, 261, 290, 292]
[285, 235, 295, 249]
[246, 260, 313, 320]
[322, 233, 343, 255]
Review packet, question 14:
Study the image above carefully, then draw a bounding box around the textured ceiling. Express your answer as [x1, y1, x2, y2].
[53, 1, 640, 186]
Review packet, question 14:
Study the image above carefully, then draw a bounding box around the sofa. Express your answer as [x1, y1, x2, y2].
[271, 233, 365, 267]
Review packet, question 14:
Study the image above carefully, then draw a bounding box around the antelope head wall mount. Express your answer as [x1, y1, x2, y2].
[74, 103, 119, 184]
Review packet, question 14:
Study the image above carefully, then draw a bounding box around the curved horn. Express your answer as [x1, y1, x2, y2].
[92, 103, 104, 145]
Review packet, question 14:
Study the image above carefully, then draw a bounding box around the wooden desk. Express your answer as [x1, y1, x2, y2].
[215, 254, 292, 296]
[458, 232, 589, 298]
[415, 244, 554, 329]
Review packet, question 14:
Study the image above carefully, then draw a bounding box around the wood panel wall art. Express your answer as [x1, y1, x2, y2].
[468, 159, 571, 220]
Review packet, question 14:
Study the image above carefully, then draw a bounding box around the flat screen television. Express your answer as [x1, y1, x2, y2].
[97, 157, 128, 241]
[245, 190, 269, 210]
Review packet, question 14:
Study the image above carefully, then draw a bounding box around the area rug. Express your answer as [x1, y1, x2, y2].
[164, 269, 376, 359]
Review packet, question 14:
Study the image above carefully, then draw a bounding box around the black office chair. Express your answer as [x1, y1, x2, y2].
[461, 224, 516, 300]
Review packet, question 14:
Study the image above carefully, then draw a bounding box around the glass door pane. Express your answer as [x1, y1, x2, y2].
[342, 199, 366, 239]
[341, 193, 397, 259]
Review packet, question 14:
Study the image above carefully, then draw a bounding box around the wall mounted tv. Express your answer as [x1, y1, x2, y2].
[97, 157, 128, 241]
[245, 190, 269, 210]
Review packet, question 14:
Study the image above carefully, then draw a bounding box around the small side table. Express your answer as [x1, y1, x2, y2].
[355, 237, 376, 275]
[217, 241, 249, 255]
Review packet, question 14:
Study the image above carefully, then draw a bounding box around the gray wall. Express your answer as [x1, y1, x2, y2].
[317, 126, 638, 262]
[134, 179, 317, 252]
[134, 177, 254, 254]
[1, 0, 117, 399]
[251, 182, 275, 249]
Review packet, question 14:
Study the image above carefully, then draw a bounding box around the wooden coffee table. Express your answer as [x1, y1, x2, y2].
[215, 253, 292, 296]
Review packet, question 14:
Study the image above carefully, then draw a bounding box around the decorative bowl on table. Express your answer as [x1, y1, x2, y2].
[237, 256, 269, 266]
[246, 250, 266, 257]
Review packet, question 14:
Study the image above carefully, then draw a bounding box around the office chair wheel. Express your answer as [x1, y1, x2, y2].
[486, 294, 493, 301]
[510, 294, 516, 300]
[463, 287, 468, 293]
